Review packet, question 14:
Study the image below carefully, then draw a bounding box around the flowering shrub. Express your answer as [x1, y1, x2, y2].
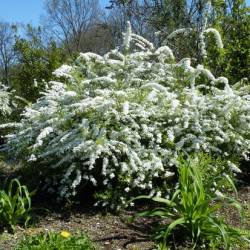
[0, 83, 13, 143]
[0, 84, 30, 137]
[4, 23, 250, 207]
[0, 83, 11, 119]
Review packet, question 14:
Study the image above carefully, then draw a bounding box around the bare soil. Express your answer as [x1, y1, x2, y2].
[0, 162, 249, 250]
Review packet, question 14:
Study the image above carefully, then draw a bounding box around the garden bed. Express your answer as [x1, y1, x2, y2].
[0, 185, 249, 250]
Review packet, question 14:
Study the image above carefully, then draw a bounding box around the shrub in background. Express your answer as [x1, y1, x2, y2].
[13, 25, 66, 103]
[208, 0, 250, 83]
[3, 23, 250, 207]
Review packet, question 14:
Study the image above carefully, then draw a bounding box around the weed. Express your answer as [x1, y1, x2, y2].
[0, 178, 33, 232]
[132, 156, 249, 249]
[15, 231, 96, 250]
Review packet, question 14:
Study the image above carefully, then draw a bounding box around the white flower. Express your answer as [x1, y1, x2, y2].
[0, 83, 12, 116]
[123, 21, 132, 50]
[123, 102, 129, 115]
[164, 171, 175, 178]
[90, 176, 97, 186]
[204, 28, 223, 49]
[37, 127, 53, 141]
[215, 190, 225, 199]
[227, 161, 242, 173]
[53, 64, 73, 78]
[156, 191, 162, 197]
[155, 46, 174, 61]
[121, 162, 128, 172]
[28, 154, 37, 162]
[34, 127, 53, 148]
[109, 173, 115, 179]
[143, 82, 167, 92]
[33, 79, 38, 87]
[167, 130, 175, 142]
[72, 169, 82, 188]
[171, 100, 180, 109]
[215, 77, 228, 85]
[167, 28, 193, 40]
[198, 32, 207, 58]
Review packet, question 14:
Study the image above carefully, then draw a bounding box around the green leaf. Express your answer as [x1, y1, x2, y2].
[163, 217, 186, 240]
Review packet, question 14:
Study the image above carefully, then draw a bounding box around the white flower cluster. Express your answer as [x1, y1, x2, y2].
[204, 28, 223, 49]
[122, 22, 154, 51]
[4, 25, 250, 206]
[0, 83, 12, 118]
[52, 64, 73, 79]
[166, 28, 193, 40]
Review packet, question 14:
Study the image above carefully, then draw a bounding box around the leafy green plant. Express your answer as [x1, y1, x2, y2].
[13, 24, 65, 103]
[186, 153, 240, 196]
[207, 0, 250, 83]
[15, 231, 96, 250]
[132, 156, 249, 249]
[0, 178, 33, 231]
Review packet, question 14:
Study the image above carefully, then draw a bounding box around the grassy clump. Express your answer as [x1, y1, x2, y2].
[132, 156, 250, 249]
[0, 178, 33, 232]
[15, 231, 96, 250]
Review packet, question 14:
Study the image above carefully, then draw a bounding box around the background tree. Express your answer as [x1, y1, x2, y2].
[208, 0, 250, 82]
[0, 22, 17, 86]
[44, 0, 113, 56]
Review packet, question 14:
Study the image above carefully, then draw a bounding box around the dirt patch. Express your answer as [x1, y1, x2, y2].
[0, 208, 156, 250]
[0, 162, 249, 250]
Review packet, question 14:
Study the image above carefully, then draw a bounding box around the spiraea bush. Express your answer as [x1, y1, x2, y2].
[0, 83, 12, 120]
[0, 83, 13, 143]
[4, 22, 250, 207]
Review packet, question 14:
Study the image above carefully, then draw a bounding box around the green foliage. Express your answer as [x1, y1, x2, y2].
[15, 231, 96, 250]
[0, 178, 33, 232]
[187, 153, 239, 194]
[132, 156, 248, 249]
[206, 0, 250, 83]
[13, 25, 65, 102]
[151, 0, 187, 31]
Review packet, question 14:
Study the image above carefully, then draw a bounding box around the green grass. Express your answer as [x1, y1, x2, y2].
[0, 178, 33, 232]
[15, 231, 96, 250]
[132, 156, 249, 249]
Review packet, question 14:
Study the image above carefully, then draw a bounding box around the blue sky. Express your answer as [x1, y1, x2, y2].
[0, 0, 249, 25]
[0, 0, 110, 25]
